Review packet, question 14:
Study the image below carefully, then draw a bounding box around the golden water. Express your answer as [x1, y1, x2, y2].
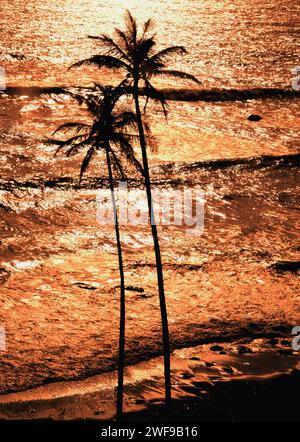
[0, 0, 299, 413]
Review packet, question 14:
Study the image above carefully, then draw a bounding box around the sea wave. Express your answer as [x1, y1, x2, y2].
[0, 153, 298, 191]
[1, 86, 300, 102]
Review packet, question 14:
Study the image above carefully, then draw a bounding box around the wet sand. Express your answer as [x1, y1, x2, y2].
[0, 338, 299, 421]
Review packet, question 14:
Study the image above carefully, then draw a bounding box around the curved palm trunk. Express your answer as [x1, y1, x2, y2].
[133, 78, 172, 409]
[105, 142, 126, 421]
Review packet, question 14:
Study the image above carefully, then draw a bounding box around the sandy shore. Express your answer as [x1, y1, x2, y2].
[0, 337, 299, 421]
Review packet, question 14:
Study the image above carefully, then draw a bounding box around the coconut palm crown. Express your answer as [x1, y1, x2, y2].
[49, 80, 142, 181]
[70, 10, 201, 114]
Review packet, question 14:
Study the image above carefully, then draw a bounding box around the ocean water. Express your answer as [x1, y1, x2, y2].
[1, 0, 300, 88]
[0, 0, 299, 396]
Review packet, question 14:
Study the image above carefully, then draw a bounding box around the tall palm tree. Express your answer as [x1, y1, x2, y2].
[70, 10, 201, 409]
[49, 81, 142, 420]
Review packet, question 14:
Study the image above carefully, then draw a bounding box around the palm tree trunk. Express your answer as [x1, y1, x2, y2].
[105, 142, 126, 421]
[133, 78, 172, 409]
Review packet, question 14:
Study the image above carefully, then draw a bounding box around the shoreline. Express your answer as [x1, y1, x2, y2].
[0, 337, 298, 421]
[0, 321, 295, 396]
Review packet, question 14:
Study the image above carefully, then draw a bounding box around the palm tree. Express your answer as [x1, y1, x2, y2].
[70, 10, 201, 409]
[49, 81, 142, 420]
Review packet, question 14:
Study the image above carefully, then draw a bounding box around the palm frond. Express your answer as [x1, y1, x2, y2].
[49, 135, 95, 157]
[88, 35, 131, 62]
[113, 111, 138, 130]
[93, 82, 107, 94]
[136, 38, 156, 62]
[86, 98, 104, 117]
[142, 119, 158, 153]
[48, 134, 88, 149]
[53, 122, 91, 135]
[113, 135, 143, 174]
[115, 133, 141, 142]
[148, 46, 187, 65]
[80, 146, 96, 181]
[124, 10, 137, 43]
[46, 138, 68, 156]
[69, 55, 129, 71]
[109, 148, 127, 179]
[154, 69, 202, 85]
[64, 143, 85, 158]
[142, 18, 155, 37]
[109, 78, 131, 106]
[58, 88, 103, 114]
[114, 28, 131, 54]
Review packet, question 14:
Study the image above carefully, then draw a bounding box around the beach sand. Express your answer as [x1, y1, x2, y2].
[0, 337, 299, 422]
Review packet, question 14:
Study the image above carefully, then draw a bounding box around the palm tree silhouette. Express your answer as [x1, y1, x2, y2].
[49, 81, 142, 420]
[70, 10, 201, 410]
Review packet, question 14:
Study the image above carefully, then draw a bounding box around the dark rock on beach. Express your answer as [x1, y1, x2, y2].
[125, 286, 145, 293]
[73, 282, 97, 290]
[210, 345, 225, 353]
[247, 114, 263, 122]
[269, 261, 300, 275]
